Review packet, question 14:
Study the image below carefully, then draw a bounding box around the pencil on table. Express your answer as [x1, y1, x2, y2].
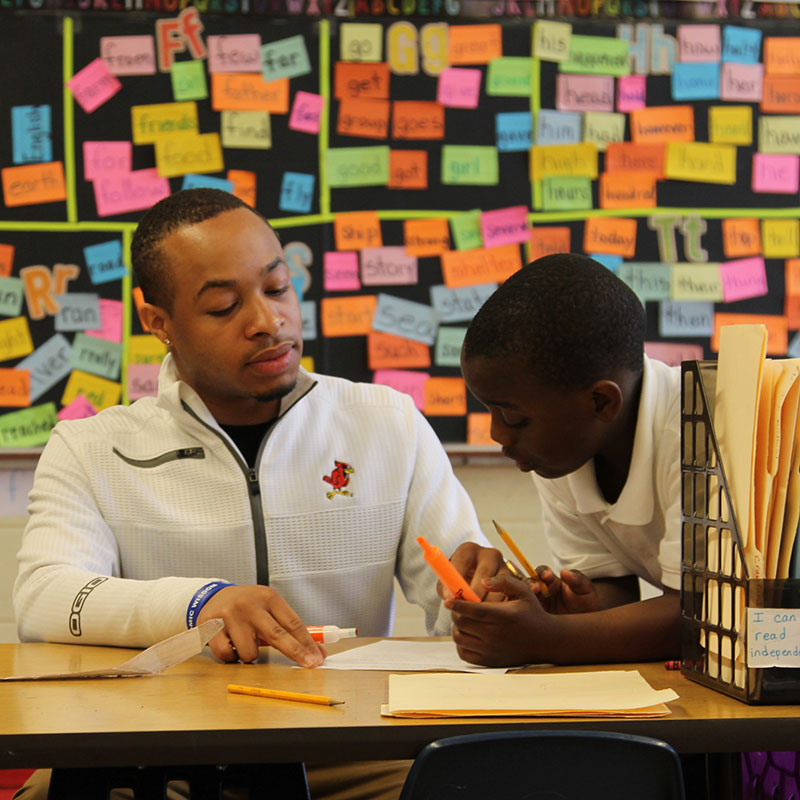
[227, 684, 345, 706]
[492, 520, 550, 597]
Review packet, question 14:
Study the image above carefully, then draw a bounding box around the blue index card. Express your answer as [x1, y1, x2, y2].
[434, 326, 467, 368]
[672, 63, 720, 101]
[11, 105, 52, 164]
[659, 300, 714, 337]
[496, 112, 532, 153]
[54, 293, 101, 333]
[182, 174, 234, 193]
[300, 300, 316, 340]
[260, 35, 311, 82]
[372, 293, 439, 346]
[722, 25, 762, 64]
[0, 277, 24, 318]
[589, 253, 623, 273]
[280, 172, 314, 214]
[292, 276, 304, 302]
[70, 332, 122, 381]
[789, 331, 800, 358]
[536, 109, 582, 145]
[430, 283, 497, 323]
[17, 334, 73, 402]
[83, 240, 127, 285]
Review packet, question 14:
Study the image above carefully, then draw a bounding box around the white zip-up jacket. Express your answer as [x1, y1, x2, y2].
[14, 355, 487, 647]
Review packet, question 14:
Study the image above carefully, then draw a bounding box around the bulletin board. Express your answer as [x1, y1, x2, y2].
[1, 8, 800, 448]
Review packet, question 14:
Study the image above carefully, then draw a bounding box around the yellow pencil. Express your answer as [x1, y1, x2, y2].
[492, 520, 550, 597]
[227, 684, 345, 706]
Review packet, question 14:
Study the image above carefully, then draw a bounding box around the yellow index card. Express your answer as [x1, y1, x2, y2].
[670, 263, 723, 302]
[709, 106, 752, 145]
[758, 116, 800, 154]
[665, 142, 737, 185]
[155, 133, 224, 178]
[530, 142, 598, 181]
[220, 110, 272, 149]
[533, 21, 572, 62]
[128, 334, 167, 365]
[763, 219, 800, 258]
[62, 370, 121, 412]
[131, 102, 199, 145]
[0, 316, 34, 362]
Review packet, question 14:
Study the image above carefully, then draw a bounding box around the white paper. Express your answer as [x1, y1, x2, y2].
[318, 640, 510, 674]
[1, 618, 224, 681]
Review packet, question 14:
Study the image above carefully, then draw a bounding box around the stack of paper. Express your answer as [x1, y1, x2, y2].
[380, 670, 678, 719]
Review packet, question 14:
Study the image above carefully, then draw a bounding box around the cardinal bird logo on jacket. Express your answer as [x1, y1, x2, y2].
[323, 460, 354, 499]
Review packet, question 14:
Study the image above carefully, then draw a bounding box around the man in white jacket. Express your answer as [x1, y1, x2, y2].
[13, 188, 498, 799]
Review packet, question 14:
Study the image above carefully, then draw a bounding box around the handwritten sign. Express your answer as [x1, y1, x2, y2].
[260, 35, 311, 82]
[392, 101, 444, 140]
[720, 256, 768, 303]
[100, 35, 157, 75]
[721, 62, 763, 102]
[2, 162, 66, 207]
[221, 110, 271, 149]
[0, 244, 13, 278]
[0, 403, 58, 447]
[388, 150, 427, 190]
[207, 34, 261, 73]
[599, 171, 657, 209]
[556, 74, 614, 112]
[94, 168, 170, 217]
[617, 74, 646, 112]
[227, 169, 256, 206]
[450, 210, 483, 251]
[327, 146, 389, 187]
[711, 312, 788, 354]
[0, 317, 34, 361]
[535, 109, 580, 146]
[83, 141, 132, 181]
[321, 295, 377, 337]
[340, 22, 383, 62]
[68, 58, 122, 114]
[361, 247, 418, 286]
[62, 370, 121, 411]
[583, 111, 626, 152]
[541, 176, 592, 211]
[334, 62, 390, 100]
[722, 25, 761, 64]
[764, 37, 800, 75]
[560, 35, 629, 77]
[131, 102, 198, 144]
[16, 334, 72, 402]
[441, 145, 498, 185]
[762, 76, 800, 114]
[618, 263, 672, 301]
[404, 218, 450, 257]
[752, 153, 799, 193]
[533, 20, 572, 62]
[0, 276, 24, 317]
[530, 143, 598, 180]
[70, 332, 122, 381]
[672, 63, 720, 101]
[58, 394, 97, 421]
[441, 245, 522, 288]
[155, 133, 223, 178]
[424, 377, 467, 416]
[12, 105, 52, 165]
[671, 263, 722, 302]
[665, 142, 736, 185]
[373, 369, 427, 411]
[210, 74, 289, 113]
[288, 91, 324, 135]
[747, 608, 800, 667]
[372, 293, 438, 345]
[337, 98, 390, 139]
[678, 24, 721, 62]
[467, 412, 493, 446]
[486, 57, 532, 96]
[128, 334, 166, 364]
[324, 251, 361, 292]
[660, 301, 714, 337]
[279, 172, 314, 214]
[644, 341, 704, 366]
[437, 68, 481, 109]
[171, 60, 207, 102]
[605, 142, 665, 177]
[448, 24, 502, 65]
[335, 211, 382, 251]
[434, 327, 467, 368]
[367, 331, 430, 370]
[480, 206, 530, 248]
[722, 218, 762, 258]
[759, 116, 800, 154]
[83, 240, 127, 285]
[86, 298, 123, 344]
[54, 293, 101, 332]
[584, 217, 637, 258]
[763, 219, 800, 258]
[630, 105, 694, 143]
[430, 282, 497, 323]
[709, 105, 752, 145]
[0, 368, 30, 408]
[530, 226, 571, 260]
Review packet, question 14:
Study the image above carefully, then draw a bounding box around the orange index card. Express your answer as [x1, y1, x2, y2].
[630, 106, 694, 143]
[722, 218, 762, 258]
[529, 227, 570, 260]
[335, 211, 382, 251]
[712, 313, 788, 355]
[599, 171, 657, 209]
[0, 244, 14, 278]
[448, 24, 503, 65]
[424, 376, 467, 416]
[404, 218, 450, 257]
[321, 295, 377, 337]
[368, 331, 431, 370]
[389, 150, 427, 190]
[392, 101, 445, 140]
[211, 74, 289, 113]
[334, 62, 390, 100]
[467, 412, 494, 446]
[764, 37, 800, 75]
[762, 75, 800, 113]
[583, 217, 637, 258]
[0, 368, 30, 407]
[337, 98, 390, 139]
[785, 295, 800, 329]
[227, 169, 256, 207]
[604, 142, 666, 178]
[787, 258, 800, 297]
[2, 162, 66, 207]
[441, 244, 522, 288]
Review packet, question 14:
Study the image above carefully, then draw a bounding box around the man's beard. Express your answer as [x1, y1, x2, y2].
[252, 381, 296, 405]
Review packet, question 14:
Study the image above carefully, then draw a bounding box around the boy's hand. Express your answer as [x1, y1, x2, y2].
[533, 566, 603, 614]
[445, 542, 506, 602]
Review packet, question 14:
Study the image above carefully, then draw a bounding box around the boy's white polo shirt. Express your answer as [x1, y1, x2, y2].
[532, 356, 682, 592]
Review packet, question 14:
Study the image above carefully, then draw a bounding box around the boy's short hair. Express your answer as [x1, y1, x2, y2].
[131, 188, 269, 312]
[463, 253, 646, 389]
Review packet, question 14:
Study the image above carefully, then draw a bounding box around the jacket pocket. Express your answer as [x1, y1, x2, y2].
[112, 446, 205, 468]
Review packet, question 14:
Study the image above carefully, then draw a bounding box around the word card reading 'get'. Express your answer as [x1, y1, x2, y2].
[748, 607, 800, 667]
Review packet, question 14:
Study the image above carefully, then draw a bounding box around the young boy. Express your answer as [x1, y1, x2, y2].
[450, 253, 681, 667]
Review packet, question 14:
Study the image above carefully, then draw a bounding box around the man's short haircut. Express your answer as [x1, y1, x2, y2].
[131, 188, 269, 311]
[463, 253, 646, 389]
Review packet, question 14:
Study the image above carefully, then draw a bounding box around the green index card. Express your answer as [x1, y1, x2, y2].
[487, 57, 533, 97]
[441, 146, 499, 186]
[327, 146, 390, 187]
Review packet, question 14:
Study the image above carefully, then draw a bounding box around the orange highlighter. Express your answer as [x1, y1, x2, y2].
[417, 536, 481, 602]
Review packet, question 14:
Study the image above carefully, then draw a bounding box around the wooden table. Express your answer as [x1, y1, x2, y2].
[2, 638, 799, 771]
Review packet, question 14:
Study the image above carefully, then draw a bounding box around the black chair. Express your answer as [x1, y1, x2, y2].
[398, 730, 686, 800]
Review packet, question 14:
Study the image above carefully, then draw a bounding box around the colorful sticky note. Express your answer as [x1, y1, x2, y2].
[556, 74, 614, 112]
[535, 109, 581, 146]
[334, 62, 391, 100]
[583, 217, 637, 258]
[171, 60, 207, 102]
[672, 63, 720, 101]
[335, 211, 382, 250]
[181, 174, 234, 193]
[719, 257, 768, 303]
[210, 74, 289, 113]
[94, 168, 170, 217]
[54, 294, 101, 332]
[0, 403, 58, 447]
[260, 35, 311, 81]
[130, 102, 199, 144]
[441, 145, 498, 185]
[154, 133, 224, 178]
[786, 258, 800, 296]
[583, 111, 626, 151]
[340, 23, 383, 63]
[0, 368, 30, 408]
[2, 162, 66, 207]
[630, 106, 694, 142]
[0, 316, 34, 361]
[61, 370, 121, 411]
[560, 35, 630, 77]
[448, 24, 503, 65]
[128, 334, 167, 364]
[11, 106, 52, 165]
[764, 37, 800, 75]
[227, 169, 257, 206]
[68, 58, 122, 114]
[289, 91, 324, 134]
[709, 105, 752, 145]
[604, 142, 666, 177]
[618, 263, 672, 301]
[401, 218, 448, 258]
[392, 101, 445, 140]
[759, 116, 800, 154]
[678, 24, 721, 62]
[83, 240, 127, 285]
[496, 112, 532, 152]
[486, 57, 532, 97]
[467, 412, 494, 445]
[533, 21, 573, 62]
[424, 376, 467, 416]
[450, 210, 483, 251]
[711, 312, 788, 355]
[361, 247, 418, 286]
[327, 146, 389, 187]
[722, 25, 761, 64]
[0, 276, 24, 317]
[440, 245, 522, 288]
[367, 331, 431, 371]
[16, 334, 72, 402]
[752, 153, 800, 193]
[324, 251, 361, 292]
[320, 295, 378, 337]
[529, 226, 570, 260]
[69, 332, 122, 381]
[762, 219, 800, 258]
[337, 98, 390, 139]
[541, 176, 592, 211]
[279, 172, 315, 214]
[530, 143, 598, 180]
[100, 35, 157, 75]
[762, 76, 800, 113]
[671, 263, 723, 302]
[437, 68, 482, 109]
[0, 244, 13, 278]
[207, 34, 262, 74]
[83, 141, 132, 181]
[430, 283, 497, 323]
[599, 171, 657, 209]
[659, 300, 714, 337]
[58, 394, 98, 420]
[480, 206, 530, 248]
[617, 75, 646, 112]
[373, 369, 428, 411]
[665, 142, 736, 185]
[388, 150, 427, 190]
[86, 298, 123, 344]
[644, 341, 704, 366]
[434, 327, 467, 368]
[722, 218, 761, 257]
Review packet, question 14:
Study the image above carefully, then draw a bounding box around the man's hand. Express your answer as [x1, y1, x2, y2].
[531, 566, 604, 614]
[446, 542, 506, 601]
[197, 585, 324, 667]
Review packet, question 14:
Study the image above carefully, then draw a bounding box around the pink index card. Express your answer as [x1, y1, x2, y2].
[67, 58, 122, 114]
[289, 91, 324, 134]
[360, 247, 418, 286]
[437, 68, 482, 109]
[373, 369, 429, 411]
[556, 74, 614, 112]
[480, 206, 530, 249]
[207, 34, 262, 74]
[324, 251, 361, 292]
[83, 141, 132, 181]
[677, 24, 721, 63]
[720, 63, 763, 102]
[644, 341, 703, 366]
[100, 36, 157, 76]
[86, 299, 124, 343]
[617, 75, 646, 112]
[128, 363, 161, 401]
[58, 394, 98, 421]
[720, 256, 768, 303]
[94, 168, 170, 217]
[752, 153, 800, 194]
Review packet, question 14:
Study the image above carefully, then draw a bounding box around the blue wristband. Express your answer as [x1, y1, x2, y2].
[186, 582, 234, 629]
